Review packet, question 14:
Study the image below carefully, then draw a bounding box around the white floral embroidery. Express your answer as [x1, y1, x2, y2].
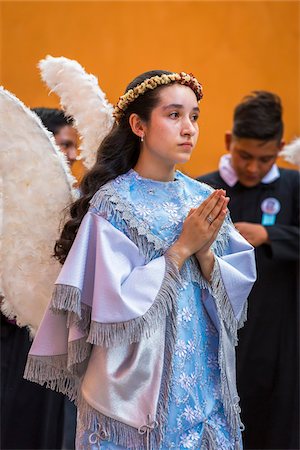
[175, 339, 187, 358]
[189, 430, 201, 442]
[162, 202, 179, 215]
[183, 405, 197, 423]
[189, 373, 197, 386]
[190, 195, 204, 207]
[179, 372, 190, 389]
[134, 203, 152, 219]
[182, 307, 192, 322]
[187, 339, 196, 353]
[180, 430, 201, 448]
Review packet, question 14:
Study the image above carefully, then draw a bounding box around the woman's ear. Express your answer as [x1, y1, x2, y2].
[129, 113, 145, 139]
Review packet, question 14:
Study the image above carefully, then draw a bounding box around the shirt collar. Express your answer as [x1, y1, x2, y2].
[219, 154, 280, 187]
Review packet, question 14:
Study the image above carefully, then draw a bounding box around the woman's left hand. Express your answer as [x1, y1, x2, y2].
[189, 192, 229, 281]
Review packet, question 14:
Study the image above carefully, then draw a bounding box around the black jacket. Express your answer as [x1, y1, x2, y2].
[197, 168, 299, 450]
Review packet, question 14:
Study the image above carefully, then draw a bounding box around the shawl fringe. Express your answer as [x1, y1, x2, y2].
[50, 284, 81, 316]
[24, 354, 78, 401]
[77, 395, 147, 449]
[67, 303, 91, 333]
[85, 256, 180, 347]
[199, 258, 245, 441]
[209, 260, 239, 345]
[218, 340, 243, 444]
[237, 300, 248, 329]
[78, 307, 179, 450]
[90, 185, 165, 264]
[201, 423, 219, 450]
[68, 337, 92, 367]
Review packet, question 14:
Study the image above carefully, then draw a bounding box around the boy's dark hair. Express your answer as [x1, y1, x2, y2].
[32, 107, 73, 135]
[233, 91, 283, 143]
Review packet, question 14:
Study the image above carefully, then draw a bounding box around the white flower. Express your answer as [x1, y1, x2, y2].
[189, 373, 197, 386]
[189, 430, 201, 442]
[179, 372, 190, 388]
[175, 339, 187, 358]
[183, 405, 196, 423]
[162, 202, 179, 215]
[181, 307, 192, 322]
[180, 430, 201, 448]
[190, 195, 204, 208]
[187, 339, 196, 353]
[180, 433, 194, 449]
[135, 203, 152, 219]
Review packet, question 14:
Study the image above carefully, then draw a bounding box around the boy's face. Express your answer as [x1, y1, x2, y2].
[54, 125, 78, 167]
[225, 132, 283, 187]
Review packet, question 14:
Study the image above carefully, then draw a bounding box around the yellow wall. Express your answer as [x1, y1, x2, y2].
[1, 1, 299, 179]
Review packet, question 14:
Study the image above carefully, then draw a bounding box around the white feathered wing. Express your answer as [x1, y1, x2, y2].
[0, 87, 76, 334]
[279, 137, 300, 167]
[39, 55, 114, 170]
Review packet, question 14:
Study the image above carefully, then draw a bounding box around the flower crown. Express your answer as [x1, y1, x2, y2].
[113, 72, 203, 123]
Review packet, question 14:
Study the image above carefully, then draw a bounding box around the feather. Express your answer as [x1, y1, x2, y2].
[0, 86, 76, 334]
[279, 137, 300, 167]
[39, 55, 114, 169]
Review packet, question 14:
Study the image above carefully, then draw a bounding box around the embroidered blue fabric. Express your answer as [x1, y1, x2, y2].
[78, 170, 241, 449]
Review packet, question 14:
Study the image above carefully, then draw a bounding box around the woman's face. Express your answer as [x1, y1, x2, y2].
[141, 84, 199, 170]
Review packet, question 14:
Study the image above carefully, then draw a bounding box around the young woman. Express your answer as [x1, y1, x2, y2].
[25, 70, 256, 449]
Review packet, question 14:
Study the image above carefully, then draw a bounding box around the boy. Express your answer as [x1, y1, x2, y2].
[198, 91, 299, 449]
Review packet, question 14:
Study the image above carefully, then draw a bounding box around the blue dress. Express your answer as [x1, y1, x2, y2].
[75, 170, 254, 449]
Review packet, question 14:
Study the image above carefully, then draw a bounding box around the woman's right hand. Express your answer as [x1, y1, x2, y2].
[166, 189, 229, 269]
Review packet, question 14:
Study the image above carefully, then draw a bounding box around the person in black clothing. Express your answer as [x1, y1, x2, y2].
[197, 91, 299, 450]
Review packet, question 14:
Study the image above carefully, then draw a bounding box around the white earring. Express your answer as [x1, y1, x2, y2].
[141, 135, 144, 143]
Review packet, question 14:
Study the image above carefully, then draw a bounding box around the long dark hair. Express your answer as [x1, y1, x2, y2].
[54, 70, 173, 264]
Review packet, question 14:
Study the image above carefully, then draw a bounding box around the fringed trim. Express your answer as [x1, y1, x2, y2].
[77, 305, 179, 450]
[209, 260, 239, 345]
[185, 256, 210, 288]
[68, 337, 92, 367]
[50, 284, 81, 316]
[201, 422, 242, 450]
[153, 305, 178, 446]
[90, 183, 168, 263]
[211, 215, 231, 258]
[67, 303, 91, 333]
[205, 259, 244, 441]
[77, 395, 146, 449]
[237, 300, 248, 330]
[87, 255, 181, 347]
[217, 332, 242, 444]
[24, 354, 78, 402]
[201, 422, 219, 450]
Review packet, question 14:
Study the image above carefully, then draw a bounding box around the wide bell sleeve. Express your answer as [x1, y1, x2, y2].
[203, 225, 256, 343]
[24, 211, 180, 400]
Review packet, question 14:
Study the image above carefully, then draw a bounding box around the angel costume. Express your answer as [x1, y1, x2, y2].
[25, 169, 256, 450]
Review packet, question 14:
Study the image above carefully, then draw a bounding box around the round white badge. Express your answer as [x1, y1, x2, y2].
[261, 197, 281, 215]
